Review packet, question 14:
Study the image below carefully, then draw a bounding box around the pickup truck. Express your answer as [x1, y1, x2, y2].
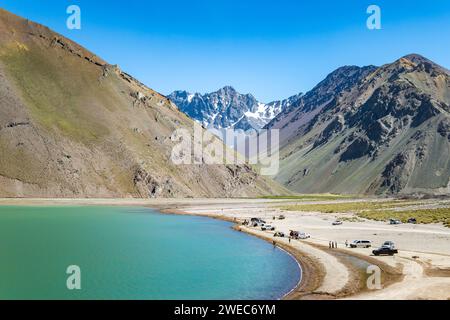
[372, 246, 398, 256]
[382, 241, 396, 249]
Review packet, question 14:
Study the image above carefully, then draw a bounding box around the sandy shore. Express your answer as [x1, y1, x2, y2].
[161, 199, 450, 300]
[1, 197, 449, 300]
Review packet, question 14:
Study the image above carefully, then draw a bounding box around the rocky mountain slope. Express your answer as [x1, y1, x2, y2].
[266, 65, 378, 144]
[0, 9, 286, 198]
[169, 86, 302, 131]
[271, 54, 450, 195]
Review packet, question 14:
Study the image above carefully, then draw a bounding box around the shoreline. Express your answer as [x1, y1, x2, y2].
[1, 198, 449, 300]
[161, 207, 406, 300]
[158, 201, 450, 300]
[160, 208, 313, 298]
[161, 208, 366, 300]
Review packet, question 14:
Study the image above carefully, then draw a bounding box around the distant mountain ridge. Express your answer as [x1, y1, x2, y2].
[0, 8, 286, 198]
[169, 86, 302, 132]
[271, 54, 450, 195]
[265, 65, 379, 144]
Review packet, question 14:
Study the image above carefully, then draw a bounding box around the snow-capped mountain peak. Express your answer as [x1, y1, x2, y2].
[168, 87, 302, 132]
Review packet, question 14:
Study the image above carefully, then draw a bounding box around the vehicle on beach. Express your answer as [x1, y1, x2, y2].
[382, 241, 396, 249]
[278, 215, 286, 220]
[290, 230, 299, 239]
[290, 231, 310, 239]
[408, 218, 417, 224]
[373, 246, 398, 256]
[251, 218, 266, 227]
[274, 232, 285, 237]
[332, 220, 343, 226]
[261, 225, 275, 231]
[297, 232, 311, 239]
[389, 219, 402, 225]
[349, 240, 372, 248]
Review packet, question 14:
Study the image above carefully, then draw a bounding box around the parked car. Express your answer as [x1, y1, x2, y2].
[278, 215, 286, 220]
[373, 246, 398, 256]
[407, 218, 417, 224]
[332, 220, 343, 226]
[349, 240, 372, 248]
[389, 219, 402, 225]
[251, 218, 266, 227]
[297, 232, 311, 239]
[274, 232, 285, 238]
[382, 241, 396, 249]
[261, 225, 275, 231]
[290, 230, 310, 239]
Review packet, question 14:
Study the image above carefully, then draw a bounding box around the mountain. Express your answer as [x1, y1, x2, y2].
[0, 9, 286, 198]
[266, 65, 378, 144]
[272, 54, 450, 195]
[169, 86, 302, 132]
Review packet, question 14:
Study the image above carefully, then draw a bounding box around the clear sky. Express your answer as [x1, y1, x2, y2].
[1, 0, 450, 102]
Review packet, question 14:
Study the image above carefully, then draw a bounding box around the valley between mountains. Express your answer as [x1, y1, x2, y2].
[1, 8, 450, 197]
[172, 55, 450, 196]
[0, 8, 284, 198]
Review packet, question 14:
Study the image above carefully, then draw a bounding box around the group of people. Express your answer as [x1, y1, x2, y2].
[329, 240, 351, 249]
[329, 241, 338, 249]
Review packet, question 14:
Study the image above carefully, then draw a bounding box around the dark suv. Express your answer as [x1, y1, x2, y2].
[372, 246, 398, 256]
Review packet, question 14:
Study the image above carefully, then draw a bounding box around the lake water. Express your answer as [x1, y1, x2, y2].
[0, 206, 301, 300]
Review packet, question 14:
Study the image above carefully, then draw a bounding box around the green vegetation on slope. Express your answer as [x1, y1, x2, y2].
[358, 208, 450, 227]
[1, 44, 110, 144]
[261, 194, 357, 201]
[281, 200, 416, 213]
[282, 199, 450, 227]
[0, 136, 44, 183]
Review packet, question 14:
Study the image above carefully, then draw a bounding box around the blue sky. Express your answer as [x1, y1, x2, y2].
[2, 0, 450, 102]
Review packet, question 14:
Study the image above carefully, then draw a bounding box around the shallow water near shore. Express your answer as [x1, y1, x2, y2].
[0, 206, 301, 300]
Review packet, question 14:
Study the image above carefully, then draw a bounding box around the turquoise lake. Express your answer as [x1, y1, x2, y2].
[0, 206, 301, 300]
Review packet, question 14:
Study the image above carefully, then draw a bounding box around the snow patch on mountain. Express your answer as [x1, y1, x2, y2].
[168, 87, 302, 132]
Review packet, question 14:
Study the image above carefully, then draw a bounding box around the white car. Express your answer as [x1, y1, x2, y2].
[261, 225, 275, 231]
[350, 240, 372, 248]
[332, 220, 343, 226]
[298, 232, 311, 239]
